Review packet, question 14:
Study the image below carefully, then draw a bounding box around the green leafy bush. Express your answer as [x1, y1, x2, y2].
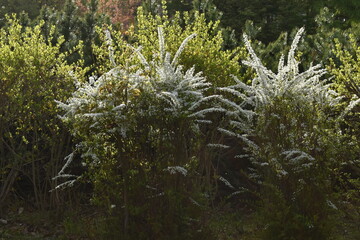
[327, 34, 360, 233]
[329, 35, 360, 132]
[0, 16, 83, 210]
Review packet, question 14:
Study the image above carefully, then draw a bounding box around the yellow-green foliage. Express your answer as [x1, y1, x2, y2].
[329, 35, 360, 99]
[92, 25, 134, 76]
[134, 6, 246, 87]
[328, 35, 360, 139]
[0, 16, 84, 208]
[328, 35, 360, 239]
[0, 17, 83, 136]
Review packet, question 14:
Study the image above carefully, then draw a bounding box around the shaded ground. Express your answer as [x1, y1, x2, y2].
[0, 202, 359, 240]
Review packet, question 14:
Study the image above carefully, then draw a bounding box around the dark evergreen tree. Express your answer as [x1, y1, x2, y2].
[0, 0, 40, 25]
[328, 0, 360, 21]
[36, 0, 109, 70]
[212, 0, 321, 43]
[78, 0, 110, 70]
[192, 0, 222, 22]
[38, 0, 65, 9]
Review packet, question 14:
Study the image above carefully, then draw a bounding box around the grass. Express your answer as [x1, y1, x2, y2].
[0, 199, 358, 240]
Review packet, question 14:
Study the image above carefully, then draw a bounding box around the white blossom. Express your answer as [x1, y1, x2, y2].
[164, 166, 188, 176]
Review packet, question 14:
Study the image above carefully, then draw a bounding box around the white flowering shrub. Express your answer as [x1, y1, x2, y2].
[57, 27, 217, 238]
[218, 28, 342, 239]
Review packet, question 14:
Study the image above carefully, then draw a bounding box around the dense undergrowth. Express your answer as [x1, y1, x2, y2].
[0, 1, 359, 239]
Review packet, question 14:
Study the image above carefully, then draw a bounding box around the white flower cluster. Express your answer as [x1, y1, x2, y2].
[137, 27, 213, 118]
[219, 28, 340, 120]
[164, 166, 188, 176]
[240, 28, 339, 109]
